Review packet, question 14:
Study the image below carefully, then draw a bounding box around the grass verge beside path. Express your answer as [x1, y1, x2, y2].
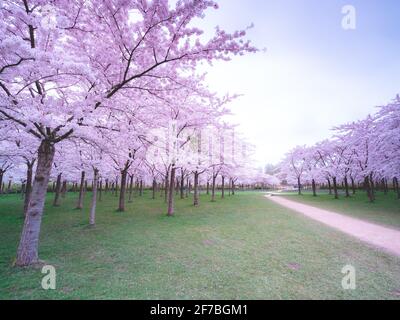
[281, 191, 400, 229]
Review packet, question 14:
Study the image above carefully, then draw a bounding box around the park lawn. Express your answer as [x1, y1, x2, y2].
[282, 191, 400, 229]
[0, 191, 400, 300]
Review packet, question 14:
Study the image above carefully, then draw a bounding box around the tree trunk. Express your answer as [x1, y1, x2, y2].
[115, 177, 118, 197]
[128, 174, 134, 203]
[193, 172, 199, 206]
[0, 171, 3, 194]
[221, 176, 225, 199]
[89, 169, 99, 226]
[383, 179, 388, 195]
[105, 179, 109, 193]
[365, 176, 374, 202]
[297, 177, 302, 195]
[344, 176, 350, 198]
[118, 169, 128, 212]
[61, 180, 67, 198]
[98, 180, 103, 202]
[332, 176, 339, 199]
[232, 180, 235, 196]
[167, 166, 176, 216]
[312, 179, 317, 197]
[326, 178, 332, 195]
[21, 183, 26, 198]
[164, 171, 169, 203]
[370, 174, 376, 201]
[7, 179, 12, 193]
[206, 181, 210, 195]
[53, 173, 62, 207]
[211, 175, 216, 202]
[180, 171, 184, 199]
[351, 177, 356, 195]
[16, 140, 55, 266]
[139, 180, 143, 197]
[76, 171, 85, 209]
[24, 162, 34, 215]
[394, 177, 400, 199]
[152, 179, 156, 199]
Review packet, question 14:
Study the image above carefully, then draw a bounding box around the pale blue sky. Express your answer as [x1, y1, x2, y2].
[194, 0, 400, 165]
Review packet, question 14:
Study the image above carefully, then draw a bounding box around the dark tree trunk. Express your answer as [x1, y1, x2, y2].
[370, 174, 376, 201]
[164, 171, 169, 203]
[180, 171, 184, 199]
[394, 177, 400, 199]
[344, 176, 350, 198]
[0, 171, 3, 194]
[193, 172, 199, 206]
[118, 169, 128, 212]
[98, 180, 103, 202]
[61, 180, 67, 198]
[332, 177, 339, 199]
[24, 162, 34, 215]
[211, 175, 216, 202]
[185, 178, 189, 198]
[7, 180, 12, 193]
[76, 171, 85, 209]
[16, 140, 55, 266]
[128, 174, 134, 203]
[167, 166, 176, 216]
[383, 179, 388, 195]
[297, 177, 302, 195]
[351, 177, 356, 195]
[21, 183, 26, 198]
[312, 179, 317, 197]
[139, 180, 143, 197]
[206, 181, 210, 195]
[232, 180, 235, 195]
[152, 179, 156, 199]
[365, 176, 374, 202]
[114, 178, 118, 197]
[105, 179, 109, 193]
[221, 176, 225, 199]
[53, 173, 62, 207]
[90, 168, 99, 226]
[327, 178, 332, 195]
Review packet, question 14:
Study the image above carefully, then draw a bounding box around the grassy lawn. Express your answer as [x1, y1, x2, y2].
[1, 191, 400, 300]
[281, 191, 400, 229]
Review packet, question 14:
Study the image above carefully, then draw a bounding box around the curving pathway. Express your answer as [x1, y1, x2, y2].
[265, 194, 400, 257]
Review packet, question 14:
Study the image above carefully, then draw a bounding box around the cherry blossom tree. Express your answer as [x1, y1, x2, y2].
[1, 0, 256, 266]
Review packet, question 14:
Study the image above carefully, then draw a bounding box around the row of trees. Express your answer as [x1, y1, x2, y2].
[0, 0, 265, 267]
[279, 95, 400, 202]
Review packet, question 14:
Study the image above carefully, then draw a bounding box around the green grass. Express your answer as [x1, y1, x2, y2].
[282, 191, 400, 229]
[0, 191, 400, 300]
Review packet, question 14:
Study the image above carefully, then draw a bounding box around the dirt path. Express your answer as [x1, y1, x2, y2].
[266, 195, 400, 257]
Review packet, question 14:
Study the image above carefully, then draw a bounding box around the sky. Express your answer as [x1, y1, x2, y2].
[192, 0, 400, 166]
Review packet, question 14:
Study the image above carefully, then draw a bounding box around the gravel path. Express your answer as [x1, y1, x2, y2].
[266, 195, 400, 257]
